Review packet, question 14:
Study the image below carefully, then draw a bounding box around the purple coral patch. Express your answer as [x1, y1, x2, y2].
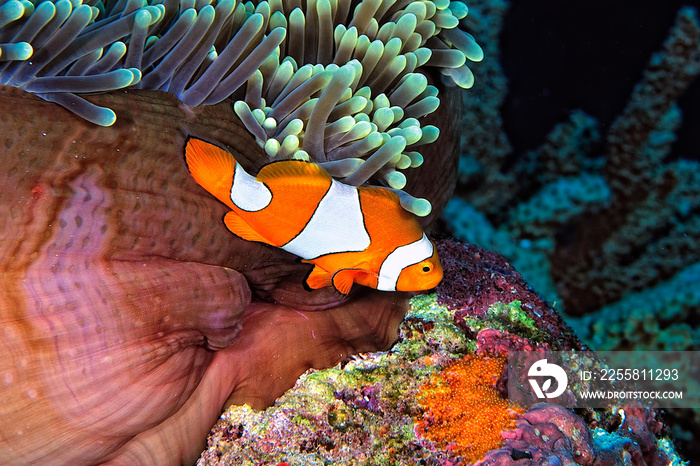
[335, 384, 385, 415]
[479, 403, 671, 466]
[434, 237, 584, 350]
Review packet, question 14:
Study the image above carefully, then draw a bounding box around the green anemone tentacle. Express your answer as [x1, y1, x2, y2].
[1, 0, 483, 216]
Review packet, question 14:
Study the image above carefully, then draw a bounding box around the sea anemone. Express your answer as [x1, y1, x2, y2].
[0, 0, 482, 215]
[0, 84, 409, 464]
[0, 1, 480, 463]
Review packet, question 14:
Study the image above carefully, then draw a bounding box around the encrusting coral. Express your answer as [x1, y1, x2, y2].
[1, 0, 483, 215]
[415, 354, 522, 463]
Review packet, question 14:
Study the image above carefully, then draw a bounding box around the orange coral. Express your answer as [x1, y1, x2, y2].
[416, 354, 523, 464]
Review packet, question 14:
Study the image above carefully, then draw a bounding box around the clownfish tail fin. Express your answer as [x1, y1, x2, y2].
[184, 138, 237, 202]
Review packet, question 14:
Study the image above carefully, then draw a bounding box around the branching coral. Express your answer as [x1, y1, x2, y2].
[552, 6, 700, 316]
[1, 0, 483, 215]
[440, 4, 700, 459]
[443, 2, 700, 327]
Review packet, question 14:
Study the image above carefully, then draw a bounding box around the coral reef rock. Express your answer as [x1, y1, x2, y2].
[198, 238, 687, 465]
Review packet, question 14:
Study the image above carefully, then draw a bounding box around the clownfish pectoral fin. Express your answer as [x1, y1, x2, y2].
[331, 269, 361, 295]
[303, 264, 334, 291]
[223, 211, 268, 244]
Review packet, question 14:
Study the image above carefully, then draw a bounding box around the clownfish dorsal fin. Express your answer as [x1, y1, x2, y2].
[256, 160, 331, 184]
[185, 138, 237, 201]
[223, 211, 269, 244]
[304, 264, 333, 291]
[358, 185, 400, 203]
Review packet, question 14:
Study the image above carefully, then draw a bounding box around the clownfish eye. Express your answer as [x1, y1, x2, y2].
[422, 264, 432, 273]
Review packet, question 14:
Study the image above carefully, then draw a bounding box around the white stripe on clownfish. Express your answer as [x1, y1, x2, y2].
[230, 162, 272, 212]
[226, 159, 371, 259]
[282, 179, 370, 259]
[377, 233, 434, 291]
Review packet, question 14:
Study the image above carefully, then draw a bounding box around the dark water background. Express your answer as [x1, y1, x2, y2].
[501, 1, 699, 163]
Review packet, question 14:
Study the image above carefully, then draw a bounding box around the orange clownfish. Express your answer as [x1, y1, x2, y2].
[184, 138, 443, 294]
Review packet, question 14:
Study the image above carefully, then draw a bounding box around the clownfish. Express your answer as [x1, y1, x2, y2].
[184, 138, 443, 294]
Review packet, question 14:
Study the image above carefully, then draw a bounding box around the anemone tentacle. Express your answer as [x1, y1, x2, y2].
[1, 0, 482, 216]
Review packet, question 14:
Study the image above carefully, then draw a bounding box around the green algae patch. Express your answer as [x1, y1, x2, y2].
[399, 293, 473, 358]
[460, 300, 549, 343]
